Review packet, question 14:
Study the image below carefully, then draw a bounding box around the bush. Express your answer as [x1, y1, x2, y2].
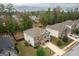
[73, 28, 79, 35]
[14, 46, 19, 53]
[62, 36, 68, 42]
[57, 39, 63, 46]
[24, 41, 29, 46]
[36, 47, 46, 56]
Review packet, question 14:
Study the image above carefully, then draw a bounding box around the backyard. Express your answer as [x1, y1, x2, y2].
[15, 40, 54, 56]
[51, 36, 74, 49]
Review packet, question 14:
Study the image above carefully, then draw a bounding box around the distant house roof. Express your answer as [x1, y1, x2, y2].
[46, 20, 73, 32]
[12, 15, 23, 23]
[73, 19, 79, 28]
[73, 19, 79, 24]
[0, 35, 16, 56]
[0, 35, 14, 50]
[0, 15, 4, 23]
[24, 28, 46, 38]
[29, 16, 39, 22]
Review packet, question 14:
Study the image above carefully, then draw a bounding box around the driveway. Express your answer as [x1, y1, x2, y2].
[68, 34, 79, 42]
[46, 42, 65, 56]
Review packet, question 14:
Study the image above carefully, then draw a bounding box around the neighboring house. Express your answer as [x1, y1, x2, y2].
[46, 20, 73, 38]
[72, 19, 79, 29]
[24, 28, 50, 47]
[12, 15, 23, 24]
[29, 16, 39, 23]
[0, 15, 5, 23]
[0, 35, 17, 56]
[29, 16, 43, 28]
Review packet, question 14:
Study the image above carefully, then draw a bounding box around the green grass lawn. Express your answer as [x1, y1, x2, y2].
[16, 40, 54, 56]
[51, 36, 74, 49]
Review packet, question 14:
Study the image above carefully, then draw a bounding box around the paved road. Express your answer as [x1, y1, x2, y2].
[46, 42, 65, 56]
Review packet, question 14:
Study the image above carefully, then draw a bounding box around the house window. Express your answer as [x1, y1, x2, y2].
[28, 40, 30, 43]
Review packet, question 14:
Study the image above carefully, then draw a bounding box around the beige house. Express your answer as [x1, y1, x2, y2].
[46, 20, 73, 38]
[24, 28, 50, 47]
[46, 19, 79, 38]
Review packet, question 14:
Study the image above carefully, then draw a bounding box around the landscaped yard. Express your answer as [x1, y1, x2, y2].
[16, 40, 54, 56]
[51, 36, 74, 49]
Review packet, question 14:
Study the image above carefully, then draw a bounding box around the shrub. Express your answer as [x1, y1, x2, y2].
[62, 36, 68, 42]
[36, 47, 46, 56]
[57, 39, 63, 46]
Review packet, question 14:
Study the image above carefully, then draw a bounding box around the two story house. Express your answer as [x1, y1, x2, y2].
[46, 20, 73, 38]
[24, 28, 50, 47]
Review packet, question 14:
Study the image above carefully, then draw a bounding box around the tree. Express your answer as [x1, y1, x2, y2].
[6, 3, 15, 16]
[40, 8, 54, 26]
[36, 48, 46, 56]
[5, 17, 16, 33]
[62, 36, 68, 42]
[0, 21, 4, 33]
[20, 13, 33, 31]
[0, 4, 5, 15]
[73, 28, 79, 35]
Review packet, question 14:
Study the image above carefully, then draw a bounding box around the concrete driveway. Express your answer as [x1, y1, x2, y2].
[46, 42, 65, 56]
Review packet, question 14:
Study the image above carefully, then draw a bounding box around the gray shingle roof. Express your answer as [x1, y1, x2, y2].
[0, 35, 14, 50]
[46, 20, 73, 32]
[0, 35, 16, 56]
[24, 28, 46, 38]
[73, 19, 79, 24]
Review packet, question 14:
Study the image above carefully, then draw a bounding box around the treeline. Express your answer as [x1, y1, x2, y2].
[0, 3, 33, 34]
[0, 3, 79, 34]
[39, 7, 79, 26]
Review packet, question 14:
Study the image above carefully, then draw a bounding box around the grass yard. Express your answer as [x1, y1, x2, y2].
[16, 40, 36, 56]
[16, 40, 54, 56]
[51, 36, 74, 49]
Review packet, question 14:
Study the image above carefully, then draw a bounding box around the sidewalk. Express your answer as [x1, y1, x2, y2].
[46, 42, 65, 56]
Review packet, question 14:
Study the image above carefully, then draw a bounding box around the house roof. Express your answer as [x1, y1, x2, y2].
[46, 20, 73, 32]
[24, 28, 46, 38]
[13, 32, 24, 40]
[73, 19, 79, 24]
[0, 15, 4, 23]
[29, 16, 39, 21]
[0, 35, 14, 50]
[0, 35, 16, 56]
[0, 49, 16, 56]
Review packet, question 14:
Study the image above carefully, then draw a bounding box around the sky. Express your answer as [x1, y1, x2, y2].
[0, 0, 79, 8]
[0, 0, 53, 5]
[0, 0, 79, 5]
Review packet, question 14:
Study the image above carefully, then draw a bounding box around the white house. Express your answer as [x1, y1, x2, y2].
[24, 28, 50, 47]
[29, 16, 39, 23]
[46, 20, 73, 38]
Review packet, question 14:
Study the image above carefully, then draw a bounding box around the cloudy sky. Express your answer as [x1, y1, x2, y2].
[0, 0, 78, 5]
[0, 0, 53, 5]
[0, 0, 79, 8]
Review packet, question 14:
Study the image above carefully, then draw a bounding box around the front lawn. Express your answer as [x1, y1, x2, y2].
[51, 36, 74, 49]
[16, 40, 36, 56]
[16, 40, 54, 56]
